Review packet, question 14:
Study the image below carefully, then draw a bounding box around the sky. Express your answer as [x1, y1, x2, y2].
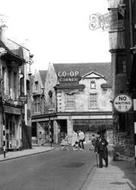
[1, 0, 111, 72]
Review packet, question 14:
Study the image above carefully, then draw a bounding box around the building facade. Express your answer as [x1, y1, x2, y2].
[0, 27, 33, 151]
[107, 0, 136, 156]
[0, 37, 25, 150]
[31, 70, 47, 145]
[32, 62, 113, 145]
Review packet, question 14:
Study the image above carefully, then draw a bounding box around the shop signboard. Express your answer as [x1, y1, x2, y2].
[113, 94, 132, 113]
[4, 105, 21, 115]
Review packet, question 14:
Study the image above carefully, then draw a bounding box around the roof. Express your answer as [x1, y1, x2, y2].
[39, 70, 47, 86]
[0, 38, 25, 63]
[53, 62, 112, 87]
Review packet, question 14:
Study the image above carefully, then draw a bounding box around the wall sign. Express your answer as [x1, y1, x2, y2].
[57, 71, 80, 83]
[57, 71, 80, 77]
[113, 94, 132, 113]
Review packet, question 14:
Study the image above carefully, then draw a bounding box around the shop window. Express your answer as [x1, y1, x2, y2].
[90, 80, 96, 89]
[89, 93, 98, 109]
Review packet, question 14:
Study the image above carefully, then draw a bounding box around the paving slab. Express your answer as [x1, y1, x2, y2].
[82, 156, 136, 190]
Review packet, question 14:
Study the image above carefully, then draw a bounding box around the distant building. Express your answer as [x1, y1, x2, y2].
[31, 70, 47, 145]
[32, 62, 113, 144]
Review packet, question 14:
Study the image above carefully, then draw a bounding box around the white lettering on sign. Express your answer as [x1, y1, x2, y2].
[113, 94, 132, 113]
[57, 71, 80, 78]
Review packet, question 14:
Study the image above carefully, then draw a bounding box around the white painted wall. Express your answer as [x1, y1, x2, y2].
[57, 74, 112, 112]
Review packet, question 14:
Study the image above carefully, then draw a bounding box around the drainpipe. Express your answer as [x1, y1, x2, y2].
[24, 63, 27, 126]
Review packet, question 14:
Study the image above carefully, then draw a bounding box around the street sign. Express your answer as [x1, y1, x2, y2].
[113, 94, 132, 113]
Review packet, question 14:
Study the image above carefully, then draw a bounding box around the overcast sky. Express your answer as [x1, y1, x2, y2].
[1, 0, 111, 72]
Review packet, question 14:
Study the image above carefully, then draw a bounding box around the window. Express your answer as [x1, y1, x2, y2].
[90, 80, 96, 89]
[65, 94, 75, 110]
[14, 72, 17, 99]
[35, 81, 38, 91]
[89, 93, 97, 109]
[33, 96, 40, 113]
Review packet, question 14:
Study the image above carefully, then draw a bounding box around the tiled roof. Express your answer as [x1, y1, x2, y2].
[53, 62, 112, 86]
[39, 70, 47, 86]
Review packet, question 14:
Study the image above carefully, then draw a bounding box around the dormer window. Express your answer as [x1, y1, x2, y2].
[90, 80, 96, 89]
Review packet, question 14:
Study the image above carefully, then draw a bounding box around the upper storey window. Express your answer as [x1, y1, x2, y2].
[89, 93, 98, 109]
[90, 80, 96, 89]
[65, 94, 75, 110]
[35, 81, 38, 91]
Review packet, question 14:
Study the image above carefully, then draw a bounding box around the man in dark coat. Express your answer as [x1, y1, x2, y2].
[95, 134, 108, 168]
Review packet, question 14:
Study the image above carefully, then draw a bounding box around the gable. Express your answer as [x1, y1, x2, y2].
[82, 71, 104, 79]
[33, 70, 43, 89]
[39, 70, 47, 86]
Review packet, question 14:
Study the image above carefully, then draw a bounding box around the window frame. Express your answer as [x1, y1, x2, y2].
[89, 93, 98, 109]
[90, 80, 96, 89]
[65, 94, 75, 110]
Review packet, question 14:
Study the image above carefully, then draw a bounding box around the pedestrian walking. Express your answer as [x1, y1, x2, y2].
[95, 133, 108, 168]
[78, 130, 85, 150]
[71, 130, 79, 148]
[91, 134, 98, 166]
[38, 131, 42, 146]
[91, 134, 96, 150]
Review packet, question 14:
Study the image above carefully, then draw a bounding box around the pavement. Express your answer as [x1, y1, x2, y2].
[0, 145, 55, 162]
[82, 146, 136, 190]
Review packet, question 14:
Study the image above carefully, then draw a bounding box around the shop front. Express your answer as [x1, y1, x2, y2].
[4, 105, 22, 150]
[73, 118, 113, 143]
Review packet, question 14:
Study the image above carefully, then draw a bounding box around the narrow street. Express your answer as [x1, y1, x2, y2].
[0, 147, 96, 190]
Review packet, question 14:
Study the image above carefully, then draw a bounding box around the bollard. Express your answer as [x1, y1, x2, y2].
[3, 125, 6, 158]
[133, 98, 136, 167]
[134, 122, 136, 166]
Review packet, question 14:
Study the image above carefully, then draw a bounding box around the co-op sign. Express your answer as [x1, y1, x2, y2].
[57, 71, 80, 77]
[57, 71, 80, 82]
[113, 94, 132, 113]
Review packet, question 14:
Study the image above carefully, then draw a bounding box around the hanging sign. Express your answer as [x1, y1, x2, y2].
[113, 94, 132, 113]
